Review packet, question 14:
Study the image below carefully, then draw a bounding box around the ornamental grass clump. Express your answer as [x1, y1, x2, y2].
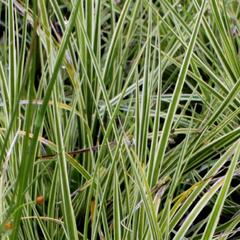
[0, 0, 239, 239]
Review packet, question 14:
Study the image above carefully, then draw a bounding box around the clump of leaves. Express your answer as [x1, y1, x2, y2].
[0, 0, 239, 239]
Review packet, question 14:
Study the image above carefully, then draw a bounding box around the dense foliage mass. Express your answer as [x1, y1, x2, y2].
[0, 0, 240, 239]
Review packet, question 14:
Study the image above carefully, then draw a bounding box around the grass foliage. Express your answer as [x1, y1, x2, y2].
[0, 0, 240, 239]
